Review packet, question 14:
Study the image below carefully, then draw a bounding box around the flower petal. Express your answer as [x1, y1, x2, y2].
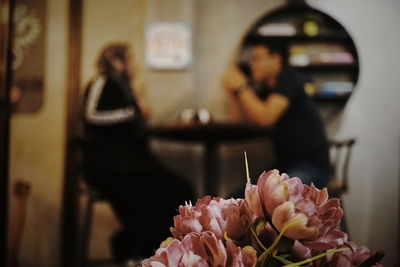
[258, 170, 290, 215]
[271, 201, 318, 240]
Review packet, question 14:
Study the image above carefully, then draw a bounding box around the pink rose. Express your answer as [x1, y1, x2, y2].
[245, 170, 343, 241]
[257, 170, 291, 215]
[271, 201, 319, 240]
[325, 241, 384, 267]
[226, 241, 257, 267]
[244, 182, 263, 220]
[290, 240, 312, 261]
[171, 196, 250, 240]
[142, 231, 257, 267]
[303, 229, 348, 251]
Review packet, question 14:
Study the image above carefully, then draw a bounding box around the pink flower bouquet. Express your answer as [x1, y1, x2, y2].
[142, 167, 384, 267]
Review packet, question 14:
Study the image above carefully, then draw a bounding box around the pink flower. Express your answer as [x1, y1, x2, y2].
[226, 241, 257, 267]
[271, 200, 319, 240]
[171, 196, 250, 240]
[244, 183, 263, 220]
[325, 241, 384, 267]
[141, 231, 257, 267]
[245, 170, 344, 241]
[303, 229, 348, 251]
[290, 240, 312, 261]
[288, 231, 347, 262]
[257, 170, 291, 215]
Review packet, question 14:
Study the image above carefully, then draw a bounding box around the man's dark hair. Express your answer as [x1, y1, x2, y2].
[238, 40, 287, 75]
[259, 41, 286, 58]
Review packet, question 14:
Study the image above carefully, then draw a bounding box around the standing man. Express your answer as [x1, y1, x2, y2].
[222, 43, 331, 188]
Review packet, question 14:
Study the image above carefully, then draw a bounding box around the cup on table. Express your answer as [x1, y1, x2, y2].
[179, 108, 211, 124]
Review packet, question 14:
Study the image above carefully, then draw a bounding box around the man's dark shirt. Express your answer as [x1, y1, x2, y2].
[254, 66, 330, 172]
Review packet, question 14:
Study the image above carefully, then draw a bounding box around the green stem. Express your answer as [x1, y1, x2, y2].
[282, 248, 349, 267]
[256, 221, 300, 266]
[244, 151, 250, 183]
[256, 251, 270, 267]
[265, 221, 299, 255]
[249, 225, 267, 251]
[273, 255, 293, 265]
[224, 231, 232, 242]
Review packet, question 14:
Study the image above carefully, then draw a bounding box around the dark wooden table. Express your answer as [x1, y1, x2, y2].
[148, 122, 271, 196]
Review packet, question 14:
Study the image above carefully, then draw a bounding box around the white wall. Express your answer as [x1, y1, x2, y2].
[308, 0, 400, 265]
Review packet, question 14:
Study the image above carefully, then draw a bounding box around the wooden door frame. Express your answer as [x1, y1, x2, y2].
[0, 0, 14, 266]
[60, 0, 83, 266]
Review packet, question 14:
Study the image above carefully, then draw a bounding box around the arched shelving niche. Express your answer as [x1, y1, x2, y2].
[239, 0, 359, 106]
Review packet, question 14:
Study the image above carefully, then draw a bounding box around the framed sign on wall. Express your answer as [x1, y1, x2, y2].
[145, 22, 192, 70]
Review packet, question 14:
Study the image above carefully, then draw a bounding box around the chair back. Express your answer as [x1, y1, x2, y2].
[327, 138, 356, 197]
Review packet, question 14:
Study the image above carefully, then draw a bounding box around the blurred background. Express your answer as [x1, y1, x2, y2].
[1, 0, 399, 266]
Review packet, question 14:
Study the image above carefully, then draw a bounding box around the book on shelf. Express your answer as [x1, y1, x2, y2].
[318, 52, 354, 64]
[257, 23, 296, 36]
[319, 81, 353, 98]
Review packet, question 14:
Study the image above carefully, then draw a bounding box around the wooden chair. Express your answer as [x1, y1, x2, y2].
[327, 138, 356, 236]
[73, 137, 115, 267]
[76, 182, 114, 267]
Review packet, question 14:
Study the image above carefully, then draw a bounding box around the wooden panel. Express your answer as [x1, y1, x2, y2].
[61, 0, 82, 266]
[0, 0, 14, 266]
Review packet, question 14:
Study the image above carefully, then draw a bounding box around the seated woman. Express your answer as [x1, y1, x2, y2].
[81, 43, 195, 263]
